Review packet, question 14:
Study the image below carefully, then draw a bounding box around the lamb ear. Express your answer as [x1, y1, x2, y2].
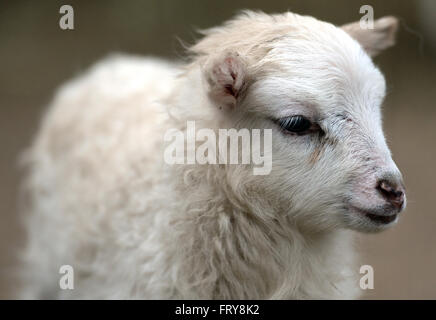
[204, 51, 248, 110]
[341, 16, 399, 57]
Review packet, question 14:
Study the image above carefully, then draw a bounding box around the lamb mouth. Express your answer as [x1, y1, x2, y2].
[364, 212, 397, 224]
[350, 206, 398, 224]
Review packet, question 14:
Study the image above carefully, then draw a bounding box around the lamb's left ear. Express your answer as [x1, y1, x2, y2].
[204, 51, 248, 110]
[341, 16, 399, 57]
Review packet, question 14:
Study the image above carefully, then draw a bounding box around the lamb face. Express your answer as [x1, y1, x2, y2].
[201, 12, 405, 233]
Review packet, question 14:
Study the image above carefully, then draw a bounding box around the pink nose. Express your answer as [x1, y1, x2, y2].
[376, 179, 405, 210]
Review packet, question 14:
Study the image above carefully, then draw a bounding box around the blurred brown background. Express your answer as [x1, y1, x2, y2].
[1, 0, 435, 299]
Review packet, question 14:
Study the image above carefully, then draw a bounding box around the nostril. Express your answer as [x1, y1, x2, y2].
[377, 180, 405, 208]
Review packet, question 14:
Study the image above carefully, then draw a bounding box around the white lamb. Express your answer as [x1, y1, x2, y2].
[20, 11, 405, 299]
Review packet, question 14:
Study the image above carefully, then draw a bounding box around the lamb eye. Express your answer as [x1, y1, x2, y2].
[277, 115, 312, 133]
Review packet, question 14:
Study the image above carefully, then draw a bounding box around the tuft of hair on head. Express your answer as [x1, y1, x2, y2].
[341, 16, 399, 57]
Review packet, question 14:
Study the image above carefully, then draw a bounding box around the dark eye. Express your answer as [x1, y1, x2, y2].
[277, 115, 312, 134]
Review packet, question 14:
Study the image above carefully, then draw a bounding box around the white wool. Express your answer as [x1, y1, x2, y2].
[20, 11, 401, 299]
